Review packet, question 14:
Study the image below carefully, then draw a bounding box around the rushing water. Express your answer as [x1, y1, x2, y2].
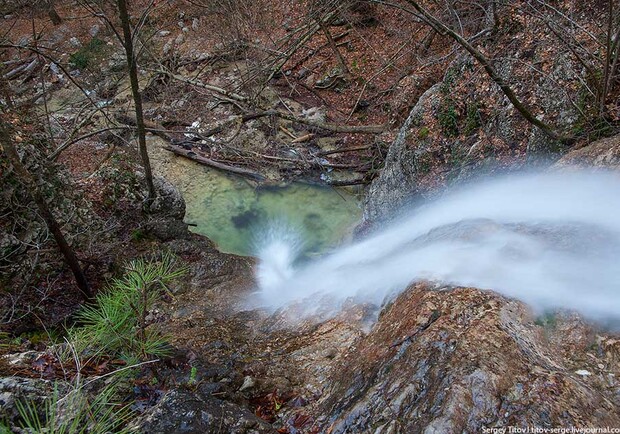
[150, 141, 361, 256]
[255, 171, 620, 324]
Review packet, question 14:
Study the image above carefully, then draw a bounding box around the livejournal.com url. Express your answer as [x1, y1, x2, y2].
[482, 428, 620, 434]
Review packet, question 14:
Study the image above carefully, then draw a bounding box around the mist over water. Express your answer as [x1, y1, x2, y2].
[253, 172, 620, 323]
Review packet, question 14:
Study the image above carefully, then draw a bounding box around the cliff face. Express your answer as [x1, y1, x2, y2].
[366, 59, 583, 222]
[365, 10, 595, 223]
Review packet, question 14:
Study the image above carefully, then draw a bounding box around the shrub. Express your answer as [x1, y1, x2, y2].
[464, 102, 481, 136]
[417, 126, 430, 140]
[69, 38, 105, 70]
[69, 252, 187, 362]
[438, 97, 459, 137]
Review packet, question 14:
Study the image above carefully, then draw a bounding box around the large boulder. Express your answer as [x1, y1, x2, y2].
[148, 176, 186, 220]
[135, 389, 276, 434]
[0, 376, 57, 429]
[314, 285, 620, 432]
[146, 176, 191, 241]
[554, 133, 620, 170]
[364, 51, 582, 223]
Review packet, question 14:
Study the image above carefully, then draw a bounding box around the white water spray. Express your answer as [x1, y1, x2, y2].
[253, 172, 620, 323]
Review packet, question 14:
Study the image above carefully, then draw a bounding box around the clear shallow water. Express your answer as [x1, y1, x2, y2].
[151, 143, 361, 256]
[187, 171, 362, 255]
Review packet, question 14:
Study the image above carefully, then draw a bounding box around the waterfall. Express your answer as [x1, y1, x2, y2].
[253, 171, 620, 324]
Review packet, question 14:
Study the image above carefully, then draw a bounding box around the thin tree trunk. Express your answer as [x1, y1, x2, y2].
[116, 0, 156, 202]
[0, 72, 14, 109]
[318, 18, 350, 77]
[403, 0, 569, 143]
[491, 1, 500, 30]
[0, 121, 92, 300]
[600, 0, 614, 115]
[45, 0, 63, 25]
[418, 28, 437, 56]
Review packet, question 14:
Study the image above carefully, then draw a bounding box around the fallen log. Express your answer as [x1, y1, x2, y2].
[4, 58, 37, 80]
[115, 113, 173, 141]
[157, 69, 248, 102]
[164, 145, 266, 181]
[326, 178, 368, 186]
[273, 111, 384, 134]
[318, 145, 373, 156]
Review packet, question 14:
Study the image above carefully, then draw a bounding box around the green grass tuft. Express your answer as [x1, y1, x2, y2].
[14, 381, 134, 434]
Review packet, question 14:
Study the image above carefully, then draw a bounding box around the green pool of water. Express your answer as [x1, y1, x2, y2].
[152, 146, 362, 256]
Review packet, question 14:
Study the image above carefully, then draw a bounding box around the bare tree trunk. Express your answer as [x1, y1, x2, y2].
[491, 1, 500, 30]
[0, 72, 14, 109]
[318, 18, 350, 77]
[418, 28, 437, 56]
[600, 0, 614, 115]
[116, 0, 156, 203]
[45, 0, 63, 25]
[403, 0, 569, 143]
[0, 121, 92, 300]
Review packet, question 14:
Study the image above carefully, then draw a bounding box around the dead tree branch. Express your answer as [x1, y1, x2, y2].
[164, 145, 266, 181]
[402, 0, 571, 143]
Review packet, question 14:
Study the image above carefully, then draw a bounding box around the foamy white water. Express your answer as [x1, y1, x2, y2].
[253, 172, 620, 323]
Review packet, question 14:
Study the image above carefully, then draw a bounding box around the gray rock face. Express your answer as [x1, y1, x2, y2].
[149, 176, 186, 220]
[0, 377, 55, 428]
[364, 53, 582, 223]
[135, 390, 276, 434]
[554, 133, 620, 169]
[364, 83, 441, 222]
[146, 176, 190, 241]
[312, 286, 620, 433]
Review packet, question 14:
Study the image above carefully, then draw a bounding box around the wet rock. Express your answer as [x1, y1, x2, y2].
[309, 285, 620, 432]
[135, 389, 276, 433]
[157, 233, 620, 433]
